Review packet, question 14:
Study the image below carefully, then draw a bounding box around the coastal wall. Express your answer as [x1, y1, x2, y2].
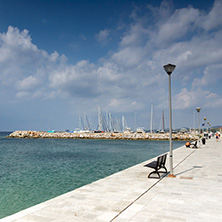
[8, 130, 199, 141]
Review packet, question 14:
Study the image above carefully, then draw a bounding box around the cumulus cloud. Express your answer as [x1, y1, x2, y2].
[120, 23, 148, 47]
[192, 64, 222, 88]
[0, 1, 222, 129]
[96, 29, 111, 44]
[49, 60, 100, 98]
[108, 98, 144, 112]
[173, 88, 201, 109]
[173, 86, 222, 110]
[111, 47, 145, 67]
[16, 75, 40, 91]
[198, 0, 222, 31]
[0, 26, 64, 98]
[153, 7, 200, 46]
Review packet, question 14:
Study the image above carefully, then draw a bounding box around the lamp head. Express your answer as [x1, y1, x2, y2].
[163, 63, 176, 75]
[196, 107, 201, 113]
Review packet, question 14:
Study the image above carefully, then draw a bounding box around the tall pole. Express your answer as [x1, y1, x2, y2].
[162, 110, 165, 132]
[196, 107, 201, 147]
[193, 111, 195, 134]
[168, 74, 173, 176]
[204, 117, 207, 132]
[196, 107, 201, 136]
[150, 104, 153, 133]
[98, 106, 103, 131]
[163, 63, 176, 178]
[134, 112, 137, 131]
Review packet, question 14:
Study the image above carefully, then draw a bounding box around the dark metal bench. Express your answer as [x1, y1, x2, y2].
[144, 154, 168, 178]
[190, 141, 197, 148]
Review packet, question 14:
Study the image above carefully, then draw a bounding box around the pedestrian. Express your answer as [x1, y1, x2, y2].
[216, 132, 219, 142]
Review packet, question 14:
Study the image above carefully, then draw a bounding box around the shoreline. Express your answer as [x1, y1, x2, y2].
[8, 130, 199, 141]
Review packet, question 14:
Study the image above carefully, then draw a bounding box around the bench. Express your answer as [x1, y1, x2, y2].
[190, 141, 197, 148]
[144, 153, 168, 178]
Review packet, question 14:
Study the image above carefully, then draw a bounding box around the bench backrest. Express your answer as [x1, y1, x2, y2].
[161, 154, 167, 167]
[157, 156, 163, 169]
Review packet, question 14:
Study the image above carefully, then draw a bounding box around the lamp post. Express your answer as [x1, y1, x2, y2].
[193, 111, 195, 134]
[204, 117, 207, 132]
[196, 107, 201, 135]
[196, 107, 201, 146]
[207, 121, 209, 134]
[134, 112, 137, 132]
[163, 63, 176, 178]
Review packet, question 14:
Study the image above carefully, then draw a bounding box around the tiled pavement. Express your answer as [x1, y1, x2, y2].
[1, 137, 222, 222]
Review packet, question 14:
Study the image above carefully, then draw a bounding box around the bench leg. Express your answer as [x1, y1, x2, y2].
[159, 166, 167, 173]
[148, 170, 160, 179]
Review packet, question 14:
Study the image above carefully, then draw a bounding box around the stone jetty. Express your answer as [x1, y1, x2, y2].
[8, 130, 199, 141]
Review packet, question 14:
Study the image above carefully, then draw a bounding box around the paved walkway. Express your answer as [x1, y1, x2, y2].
[1, 137, 222, 222]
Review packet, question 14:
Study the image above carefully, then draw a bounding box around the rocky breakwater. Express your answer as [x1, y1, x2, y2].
[8, 131, 199, 141]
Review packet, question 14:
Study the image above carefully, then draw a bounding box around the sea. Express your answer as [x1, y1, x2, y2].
[0, 132, 185, 219]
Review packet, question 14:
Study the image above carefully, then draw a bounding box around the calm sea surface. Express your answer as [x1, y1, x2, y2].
[0, 132, 184, 218]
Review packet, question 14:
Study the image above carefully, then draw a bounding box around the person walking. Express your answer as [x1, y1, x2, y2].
[216, 132, 219, 142]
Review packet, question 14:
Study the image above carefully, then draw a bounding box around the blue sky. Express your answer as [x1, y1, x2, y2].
[0, 0, 221, 131]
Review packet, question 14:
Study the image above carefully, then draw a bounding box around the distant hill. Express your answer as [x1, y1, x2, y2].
[210, 126, 222, 129]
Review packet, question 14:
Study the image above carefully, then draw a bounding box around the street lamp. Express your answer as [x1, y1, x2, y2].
[207, 121, 210, 133]
[196, 107, 201, 146]
[164, 63, 176, 178]
[196, 107, 201, 135]
[204, 117, 207, 132]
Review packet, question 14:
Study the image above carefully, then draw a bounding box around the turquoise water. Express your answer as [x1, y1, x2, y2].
[0, 132, 184, 218]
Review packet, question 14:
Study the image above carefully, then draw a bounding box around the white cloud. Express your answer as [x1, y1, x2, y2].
[108, 98, 144, 112]
[97, 62, 120, 81]
[49, 60, 100, 98]
[192, 64, 222, 88]
[153, 7, 200, 45]
[0, 26, 37, 51]
[198, 0, 222, 31]
[111, 47, 145, 67]
[16, 91, 31, 98]
[0, 26, 64, 99]
[96, 29, 110, 44]
[1, 1, 222, 129]
[173, 87, 222, 110]
[16, 76, 40, 90]
[120, 23, 147, 47]
[173, 88, 200, 109]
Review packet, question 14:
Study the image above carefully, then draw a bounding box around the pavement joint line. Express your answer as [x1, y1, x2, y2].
[110, 147, 197, 222]
[110, 175, 164, 222]
[173, 148, 196, 170]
